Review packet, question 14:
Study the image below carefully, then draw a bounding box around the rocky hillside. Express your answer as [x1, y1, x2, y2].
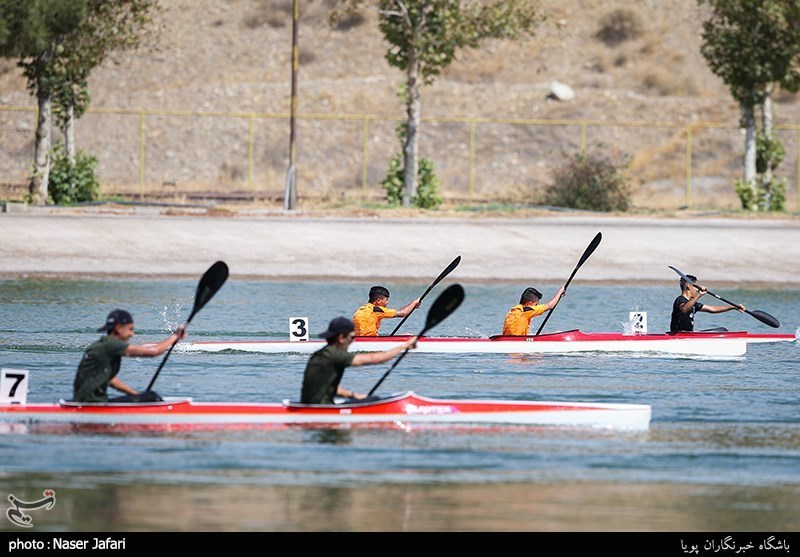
[1, 0, 799, 210]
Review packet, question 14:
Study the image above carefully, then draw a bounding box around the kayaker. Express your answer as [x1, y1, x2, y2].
[670, 274, 745, 332]
[301, 316, 417, 404]
[72, 309, 187, 403]
[502, 286, 565, 335]
[353, 285, 420, 336]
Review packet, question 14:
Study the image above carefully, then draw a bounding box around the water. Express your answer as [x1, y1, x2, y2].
[1, 278, 799, 532]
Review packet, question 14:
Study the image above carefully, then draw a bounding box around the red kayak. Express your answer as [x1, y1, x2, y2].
[0, 391, 651, 431]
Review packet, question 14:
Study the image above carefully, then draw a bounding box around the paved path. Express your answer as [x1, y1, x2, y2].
[2, 208, 799, 286]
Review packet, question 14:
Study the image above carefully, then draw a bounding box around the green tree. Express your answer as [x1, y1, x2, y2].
[53, 0, 161, 162]
[381, 0, 542, 207]
[0, 0, 159, 205]
[0, 0, 87, 204]
[334, 0, 542, 208]
[699, 0, 800, 210]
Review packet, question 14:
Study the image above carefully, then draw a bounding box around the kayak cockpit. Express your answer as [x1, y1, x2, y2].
[58, 397, 193, 408]
[282, 391, 410, 409]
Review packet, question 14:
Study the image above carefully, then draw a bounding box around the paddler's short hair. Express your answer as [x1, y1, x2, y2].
[369, 285, 390, 302]
[520, 287, 542, 304]
[680, 274, 698, 290]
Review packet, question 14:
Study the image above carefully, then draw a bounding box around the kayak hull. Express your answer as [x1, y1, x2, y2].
[0, 391, 651, 430]
[174, 329, 798, 357]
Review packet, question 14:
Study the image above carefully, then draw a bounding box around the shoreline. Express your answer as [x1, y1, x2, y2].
[2, 206, 800, 287]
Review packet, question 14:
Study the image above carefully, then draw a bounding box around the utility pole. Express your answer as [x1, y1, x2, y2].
[284, 0, 299, 210]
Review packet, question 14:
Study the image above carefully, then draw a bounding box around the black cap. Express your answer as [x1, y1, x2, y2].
[319, 317, 355, 340]
[97, 309, 133, 332]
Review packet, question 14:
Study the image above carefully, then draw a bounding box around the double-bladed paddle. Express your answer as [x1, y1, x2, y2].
[389, 255, 461, 335]
[535, 232, 602, 336]
[668, 266, 780, 328]
[145, 261, 230, 392]
[369, 283, 465, 396]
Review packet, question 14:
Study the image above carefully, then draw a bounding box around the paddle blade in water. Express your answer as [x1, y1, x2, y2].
[423, 283, 465, 334]
[188, 261, 229, 322]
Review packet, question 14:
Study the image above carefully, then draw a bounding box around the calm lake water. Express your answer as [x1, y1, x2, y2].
[1, 277, 798, 533]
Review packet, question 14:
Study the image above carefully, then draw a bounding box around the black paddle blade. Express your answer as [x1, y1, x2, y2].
[535, 232, 601, 336]
[435, 255, 461, 286]
[749, 310, 780, 328]
[389, 255, 461, 336]
[576, 232, 602, 271]
[368, 283, 466, 396]
[422, 283, 465, 335]
[188, 261, 229, 323]
[668, 265, 694, 285]
[145, 261, 229, 392]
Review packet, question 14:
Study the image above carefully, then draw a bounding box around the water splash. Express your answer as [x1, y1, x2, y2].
[157, 301, 184, 333]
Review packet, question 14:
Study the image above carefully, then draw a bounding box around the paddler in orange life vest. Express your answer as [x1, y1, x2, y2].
[502, 286, 565, 336]
[352, 285, 420, 336]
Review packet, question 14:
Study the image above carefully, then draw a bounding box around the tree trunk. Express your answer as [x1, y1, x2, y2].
[29, 88, 52, 206]
[402, 44, 421, 208]
[761, 93, 773, 183]
[65, 104, 76, 164]
[742, 104, 757, 209]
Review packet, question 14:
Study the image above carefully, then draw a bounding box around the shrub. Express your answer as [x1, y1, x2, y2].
[595, 7, 644, 46]
[381, 154, 443, 209]
[735, 178, 785, 212]
[544, 151, 633, 212]
[756, 131, 785, 174]
[48, 141, 100, 205]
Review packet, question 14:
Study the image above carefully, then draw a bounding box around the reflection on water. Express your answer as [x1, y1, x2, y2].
[2, 477, 798, 532]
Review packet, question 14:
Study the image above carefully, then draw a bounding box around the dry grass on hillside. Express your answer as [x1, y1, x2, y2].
[1, 0, 799, 212]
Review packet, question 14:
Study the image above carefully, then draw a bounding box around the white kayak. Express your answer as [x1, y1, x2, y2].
[174, 329, 799, 358]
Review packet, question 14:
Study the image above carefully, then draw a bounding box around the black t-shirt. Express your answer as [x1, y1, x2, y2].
[670, 295, 704, 332]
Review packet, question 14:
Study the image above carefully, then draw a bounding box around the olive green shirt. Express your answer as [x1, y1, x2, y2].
[300, 344, 356, 404]
[72, 335, 129, 402]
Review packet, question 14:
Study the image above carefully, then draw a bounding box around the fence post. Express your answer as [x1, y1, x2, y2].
[469, 120, 476, 201]
[685, 125, 693, 208]
[362, 116, 369, 194]
[139, 112, 145, 197]
[248, 115, 255, 190]
[580, 122, 586, 153]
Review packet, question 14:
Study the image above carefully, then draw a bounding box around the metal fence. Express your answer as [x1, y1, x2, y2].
[1, 105, 799, 210]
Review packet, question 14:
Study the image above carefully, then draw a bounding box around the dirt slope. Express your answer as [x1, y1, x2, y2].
[1, 0, 798, 209]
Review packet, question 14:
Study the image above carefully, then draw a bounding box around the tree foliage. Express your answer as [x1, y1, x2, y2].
[375, 0, 542, 207]
[699, 0, 800, 109]
[53, 0, 161, 130]
[0, 0, 160, 204]
[699, 0, 800, 211]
